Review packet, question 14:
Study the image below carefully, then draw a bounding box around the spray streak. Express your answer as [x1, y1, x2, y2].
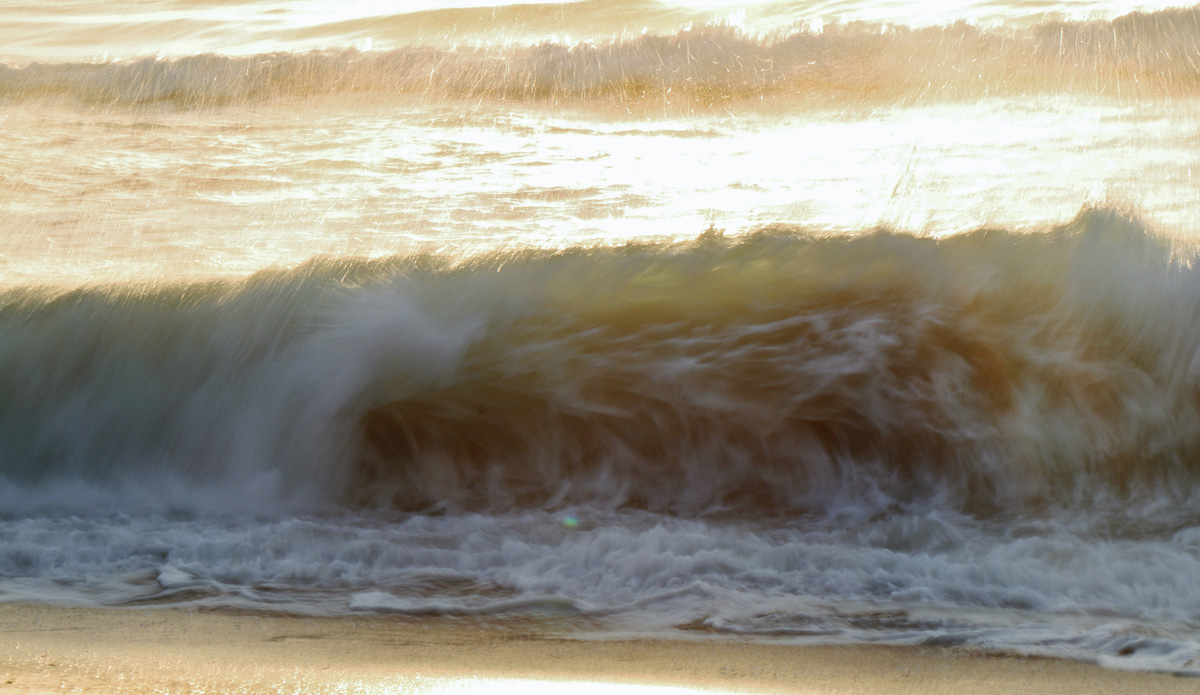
[3, 8, 1200, 107]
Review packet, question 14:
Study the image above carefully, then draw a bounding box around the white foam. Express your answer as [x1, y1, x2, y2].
[1, 509, 1197, 672]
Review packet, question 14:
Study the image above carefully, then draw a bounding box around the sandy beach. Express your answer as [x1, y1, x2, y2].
[0, 603, 1192, 695]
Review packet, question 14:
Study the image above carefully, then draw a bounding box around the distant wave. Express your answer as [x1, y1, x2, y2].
[2, 7, 1199, 107]
[3, 206, 1200, 518]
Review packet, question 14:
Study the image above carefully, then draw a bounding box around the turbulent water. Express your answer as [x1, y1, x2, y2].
[3, 0, 1200, 677]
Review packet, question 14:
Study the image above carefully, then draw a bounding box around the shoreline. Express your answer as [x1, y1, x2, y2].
[0, 603, 1195, 694]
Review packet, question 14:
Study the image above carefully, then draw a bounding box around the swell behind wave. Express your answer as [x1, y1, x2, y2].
[3, 7, 1200, 107]
[2, 206, 1200, 517]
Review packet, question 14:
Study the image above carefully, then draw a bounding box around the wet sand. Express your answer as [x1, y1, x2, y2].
[0, 603, 1195, 694]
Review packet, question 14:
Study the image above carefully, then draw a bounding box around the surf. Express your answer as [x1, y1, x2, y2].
[0, 207, 1196, 523]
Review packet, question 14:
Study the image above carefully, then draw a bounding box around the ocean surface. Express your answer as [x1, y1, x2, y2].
[3, 0, 1200, 676]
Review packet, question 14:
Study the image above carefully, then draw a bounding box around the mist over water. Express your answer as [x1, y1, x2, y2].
[3, 0, 1200, 676]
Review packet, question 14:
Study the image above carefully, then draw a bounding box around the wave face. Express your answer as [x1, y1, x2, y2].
[3, 207, 1200, 519]
[4, 7, 1200, 107]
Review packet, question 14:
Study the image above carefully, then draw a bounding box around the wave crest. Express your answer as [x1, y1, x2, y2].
[3, 8, 1200, 107]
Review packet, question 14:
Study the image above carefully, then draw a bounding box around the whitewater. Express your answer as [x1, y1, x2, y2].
[2, 0, 1200, 677]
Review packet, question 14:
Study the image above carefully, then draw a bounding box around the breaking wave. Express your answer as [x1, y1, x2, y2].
[3, 7, 1200, 107]
[3, 206, 1200, 519]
